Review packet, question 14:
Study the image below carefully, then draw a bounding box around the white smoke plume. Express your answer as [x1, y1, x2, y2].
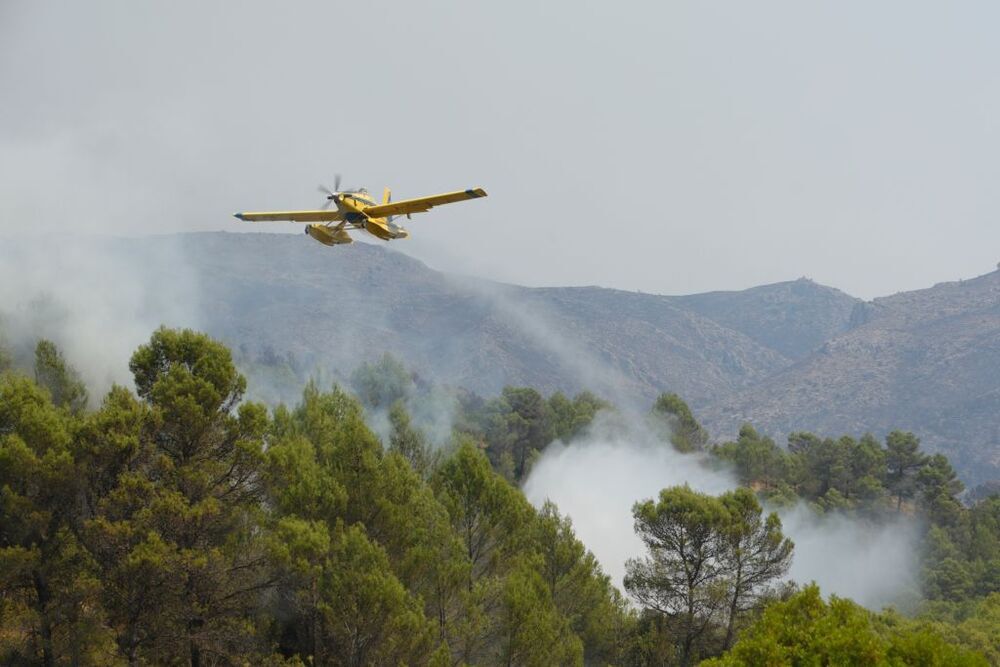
[449, 278, 640, 405]
[523, 414, 921, 610]
[523, 411, 736, 587]
[362, 384, 460, 451]
[443, 265, 923, 610]
[780, 506, 921, 609]
[0, 234, 201, 400]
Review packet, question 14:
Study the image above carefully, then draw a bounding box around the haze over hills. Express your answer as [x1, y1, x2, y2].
[180, 233, 790, 405]
[2, 231, 997, 485]
[182, 232, 1000, 485]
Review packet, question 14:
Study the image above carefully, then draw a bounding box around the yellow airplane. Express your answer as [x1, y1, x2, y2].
[234, 176, 487, 245]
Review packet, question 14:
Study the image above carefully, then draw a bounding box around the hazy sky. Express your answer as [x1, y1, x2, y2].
[3, 1, 999, 299]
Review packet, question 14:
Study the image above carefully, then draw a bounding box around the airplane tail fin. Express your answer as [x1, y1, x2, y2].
[382, 187, 395, 221]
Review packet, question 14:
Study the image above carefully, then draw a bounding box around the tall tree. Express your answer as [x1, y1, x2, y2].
[93, 327, 272, 665]
[885, 431, 927, 512]
[350, 352, 413, 409]
[624, 486, 729, 667]
[433, 439, 533, 588]
[489, 387, 553, 481]
[388, 399, 432, 475]
[917, 453, 965, 526]
[495, 562, 583, 667]
[535, 501, 628, 663]
[652, 393, 709, 452]
[712, 425, 786, 489]
[432, 439, 536, 662]
[548, 391, 606, 443]
[717, 488, 794, 650]
[34, 339, 88, 414]
[0, 374, 113, 665]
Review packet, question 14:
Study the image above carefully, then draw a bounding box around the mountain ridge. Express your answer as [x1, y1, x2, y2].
[2, 231, 996, 484]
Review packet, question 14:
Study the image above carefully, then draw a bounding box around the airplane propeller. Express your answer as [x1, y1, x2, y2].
[319, 174, 348, 209]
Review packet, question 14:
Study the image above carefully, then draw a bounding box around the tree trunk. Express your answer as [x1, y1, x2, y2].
[188, 617, 203, 667]
[32, 570, 55, 667]
[724, 592, 740, 650]
[724, 569, 745, 650]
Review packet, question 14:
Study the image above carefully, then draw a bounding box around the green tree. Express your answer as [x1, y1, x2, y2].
[0, 374, 114, 665]
[488, 387, 553, 481]
[917, 454, 965, 526]
[712, 425, 786, 489]
[624, 486, 729, 666]
[548, 391, 606, 443]
[330, 522, 439, 666]
[848, 433, 889, 509]
[90, 327, 271, 665]
[780, 432, 890, 511]
[703, 584, 986, 666]
[277, 381, 384, 526]
[652, 393, 709, 452]
[885, 430, 927, 512]
[388, 399, 432, 475]
[495, 562, 583, 666]
[434, 439, 533, 588]
[350, 352, 413, 409]
[267, 383, 471, 661]
[535, 501, 627, 663]
[717, 488, 794, 650]
[34, 339, 88, 413]
[433, 439, 538, 662]
[919, 593, 1000, 664]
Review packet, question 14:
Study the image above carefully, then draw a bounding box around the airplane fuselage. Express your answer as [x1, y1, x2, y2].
[327, 191, 409, 242]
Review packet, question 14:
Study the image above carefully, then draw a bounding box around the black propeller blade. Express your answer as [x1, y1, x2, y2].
[319, 174, 355, 209]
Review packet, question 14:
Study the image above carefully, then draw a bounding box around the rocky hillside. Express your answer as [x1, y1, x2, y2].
[179, 233, 789, 405]
[701, 270, 1000, 485]
[675, 279, 860, 360]
[3, 231, 996, 484]
[178, 233, 998, 483]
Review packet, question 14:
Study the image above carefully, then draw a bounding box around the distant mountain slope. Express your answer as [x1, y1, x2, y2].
[701, 270, 1000, 485]
[5, 231, 995, 484]
[179, 233, 790, 405]
[674, 278, 861, 360]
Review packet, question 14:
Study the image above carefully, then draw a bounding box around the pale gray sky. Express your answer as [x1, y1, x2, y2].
[3, 1, 999, 299]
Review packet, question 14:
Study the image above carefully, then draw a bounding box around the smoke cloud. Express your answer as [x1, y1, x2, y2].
[0, 235, 201, 400]
[523, 412, 736, 587]
[523, 415, 921, 610]
[446, 277, 641, 405]
[0, 230, 923, 612]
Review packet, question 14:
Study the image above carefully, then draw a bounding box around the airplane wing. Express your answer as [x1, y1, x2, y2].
[362, 187, 487, 218]
[233, 210, 345, 223]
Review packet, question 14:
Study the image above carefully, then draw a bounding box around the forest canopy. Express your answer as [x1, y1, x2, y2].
[0, 328, 996, 665]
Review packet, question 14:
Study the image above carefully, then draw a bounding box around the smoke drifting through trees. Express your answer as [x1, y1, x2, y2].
[0, 236, 201, 400]
[523, 415, 921, 610]
[0, 233, 931, 614]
